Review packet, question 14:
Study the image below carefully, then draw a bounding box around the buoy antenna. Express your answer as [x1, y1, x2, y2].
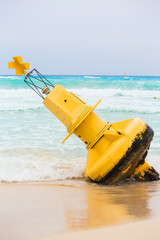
[8, 56, 55, 99]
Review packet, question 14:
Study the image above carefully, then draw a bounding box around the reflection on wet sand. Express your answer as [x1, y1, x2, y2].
[65, 182, 158, 230]
[0, 182, 159, 240]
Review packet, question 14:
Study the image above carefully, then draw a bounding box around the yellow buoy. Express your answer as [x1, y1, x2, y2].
[43, 84, 159, 184]
[8, 56, 159, 184]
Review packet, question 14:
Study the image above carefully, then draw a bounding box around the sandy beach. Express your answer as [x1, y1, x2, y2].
[0, 181, 160, 240]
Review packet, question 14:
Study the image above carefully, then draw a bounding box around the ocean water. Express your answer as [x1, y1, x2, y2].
[0, 75, 160, 182]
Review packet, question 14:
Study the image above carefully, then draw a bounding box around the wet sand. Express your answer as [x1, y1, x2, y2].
[43, 218, 160, 240]
[0, 180, 160, 240]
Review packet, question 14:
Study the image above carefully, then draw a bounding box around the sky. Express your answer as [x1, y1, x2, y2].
[0, 0, 160, 75]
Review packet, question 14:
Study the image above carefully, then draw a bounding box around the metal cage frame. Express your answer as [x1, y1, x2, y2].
[24, 68, 55, 99]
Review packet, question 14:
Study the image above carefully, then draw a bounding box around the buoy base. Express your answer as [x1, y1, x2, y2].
[90, 125, 159, 185]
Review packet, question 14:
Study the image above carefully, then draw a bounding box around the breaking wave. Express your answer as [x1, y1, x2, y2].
[1, 88, 160, 113]
[83, 76, 101, 79]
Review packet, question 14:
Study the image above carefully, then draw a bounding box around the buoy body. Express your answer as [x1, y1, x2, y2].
[43, 84, 159, 184]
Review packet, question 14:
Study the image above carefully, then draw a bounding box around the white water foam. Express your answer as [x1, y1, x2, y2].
[1, 88, 160, 113]
[0, 89, 41, 111]
[0, 148, 86, 182]
[0, 76, 23, 79]
[83, 76, 101, 79]
[70, 88, 160, 113]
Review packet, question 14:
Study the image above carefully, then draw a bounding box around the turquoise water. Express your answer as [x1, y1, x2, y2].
[0, 75, 160, 182]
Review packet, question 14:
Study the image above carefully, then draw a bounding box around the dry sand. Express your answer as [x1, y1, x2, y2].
[0, 181, 160, 240]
